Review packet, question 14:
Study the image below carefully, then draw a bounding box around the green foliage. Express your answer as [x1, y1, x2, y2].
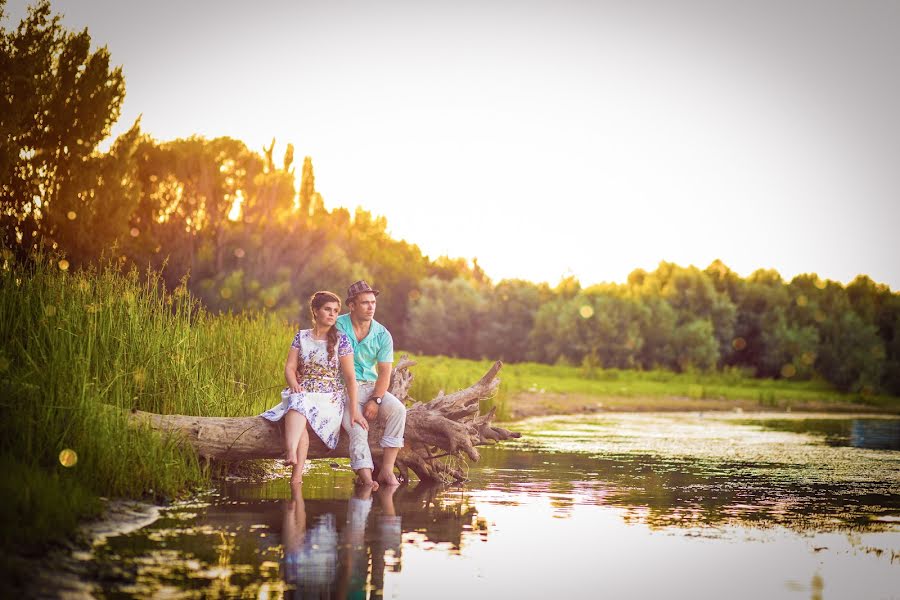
[3, 0, 898, 404]
[1, 0, 132, 265]
[816, 310, 884, 392]
[0, 453, 101, 557]
[477, 279, 547, 363]
[406, 277, 487, 357]
[0, 253, 296, 555]
[671, 319, 719, 371]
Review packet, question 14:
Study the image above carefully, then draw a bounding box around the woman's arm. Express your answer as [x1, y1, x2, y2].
[285, 347, 302, 393]
[340, 353, 368, 430]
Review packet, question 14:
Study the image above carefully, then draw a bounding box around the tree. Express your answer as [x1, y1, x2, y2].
[577, 290, 646, 369]
[528, 296, 578, 364]
[406, 277, 487, 358]
[670, 319, 720, 371]
[297, 155, 317, 218]
[1, 0, 130, 264]
[634, 296, 679, 369]
[631, 262, 736, 365]
[476, 279, 547, 363]
[758, 309, 819, 379]
[726, 269, 792, 375]
[817, 310, 885, 392]
[882, 308, 900, 394]
[341, 207, 429, 344]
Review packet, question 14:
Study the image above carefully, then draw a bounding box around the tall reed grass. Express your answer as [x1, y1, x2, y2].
[0, 254, 300, 560]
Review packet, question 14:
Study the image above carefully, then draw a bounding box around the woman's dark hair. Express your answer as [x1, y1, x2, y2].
[309, 291, 342, 361]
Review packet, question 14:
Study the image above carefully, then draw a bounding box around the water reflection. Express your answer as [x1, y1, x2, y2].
[281, 489, 337, 597]
[472, 446, 900, 532]
[280, 484, 406, 599]
[87, 414, 900, 598]
[745, 417, 900, 450]
[852, 418, 900, 450]
[91, 474, 481, 598]
[501, 413, 900, 531]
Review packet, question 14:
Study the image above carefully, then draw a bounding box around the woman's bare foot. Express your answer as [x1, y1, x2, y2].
[290, 465, 303, 486]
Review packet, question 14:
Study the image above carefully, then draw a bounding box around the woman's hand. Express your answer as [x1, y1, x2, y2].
[290, 382, 303, 394]
[351, 411, 369, 431]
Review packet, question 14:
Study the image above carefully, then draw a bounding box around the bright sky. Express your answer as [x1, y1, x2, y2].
[6, 0, 900, 289]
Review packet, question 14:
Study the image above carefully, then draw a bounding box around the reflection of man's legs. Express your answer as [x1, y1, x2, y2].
[377, 392, 406, 486]
[342, 384, 376, 487]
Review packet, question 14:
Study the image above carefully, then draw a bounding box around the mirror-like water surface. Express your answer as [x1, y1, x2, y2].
[82, 413, 900, 599]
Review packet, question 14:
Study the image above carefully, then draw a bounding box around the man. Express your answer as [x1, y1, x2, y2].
[337, 280, 406, 487]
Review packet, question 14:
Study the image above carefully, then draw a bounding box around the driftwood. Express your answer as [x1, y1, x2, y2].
[130, 356, 520, 482]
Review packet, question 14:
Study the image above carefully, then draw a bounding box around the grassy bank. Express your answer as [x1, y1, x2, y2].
[403, 354, 900, 420]
[0, 255, 295, 581]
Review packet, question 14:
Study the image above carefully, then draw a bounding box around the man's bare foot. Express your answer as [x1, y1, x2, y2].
[355, 475, 379, 491]
[377, 471, 401, 487]
[353, 482, 374, 500]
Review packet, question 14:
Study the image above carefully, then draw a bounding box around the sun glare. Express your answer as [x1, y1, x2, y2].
[227, 190, 244, 222]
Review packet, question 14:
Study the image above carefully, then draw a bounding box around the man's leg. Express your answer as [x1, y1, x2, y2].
[376, 392, 406, 486]
[342, 386, 377, 487]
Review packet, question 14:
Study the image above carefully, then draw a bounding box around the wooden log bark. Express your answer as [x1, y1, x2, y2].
[130, 356, 520, 483]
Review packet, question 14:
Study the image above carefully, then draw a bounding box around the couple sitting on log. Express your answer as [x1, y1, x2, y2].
[260, 280, 406, 490]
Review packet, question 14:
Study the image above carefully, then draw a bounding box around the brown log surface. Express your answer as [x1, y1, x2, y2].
[130, 356, 520, 482]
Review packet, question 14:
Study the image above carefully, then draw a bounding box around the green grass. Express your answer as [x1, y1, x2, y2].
[0, 254, 299, 569]
[401, 354, 900, 419]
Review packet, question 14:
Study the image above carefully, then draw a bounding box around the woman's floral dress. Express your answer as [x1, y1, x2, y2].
[260, 329, 353, 449]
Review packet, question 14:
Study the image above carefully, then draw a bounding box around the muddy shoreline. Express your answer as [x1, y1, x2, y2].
[17, 500, 161, 599]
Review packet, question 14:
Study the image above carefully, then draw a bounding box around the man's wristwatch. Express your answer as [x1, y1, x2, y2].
[371, 395, 383, 405]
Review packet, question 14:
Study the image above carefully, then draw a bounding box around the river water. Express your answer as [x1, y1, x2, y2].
[82, 412, 900, 599]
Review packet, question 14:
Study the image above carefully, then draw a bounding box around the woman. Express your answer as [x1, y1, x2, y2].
[261, 291, 368, 485]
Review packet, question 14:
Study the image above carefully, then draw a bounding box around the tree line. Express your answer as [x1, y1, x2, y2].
[406, 264, 900, 395]
[3, 0, 898, 394]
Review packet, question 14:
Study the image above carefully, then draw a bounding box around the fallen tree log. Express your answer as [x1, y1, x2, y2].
[130, 356, 520, 482]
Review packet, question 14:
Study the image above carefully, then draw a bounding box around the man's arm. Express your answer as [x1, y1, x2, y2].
[363, 361, 393, 420]
[372, 361, 392, 399]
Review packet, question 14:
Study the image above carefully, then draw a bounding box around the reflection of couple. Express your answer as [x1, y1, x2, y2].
[281, 483, 403, 598]
[260, 280, 406, 489]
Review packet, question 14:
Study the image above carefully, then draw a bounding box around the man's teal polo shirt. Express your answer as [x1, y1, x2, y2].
[335, 313, 394, 382]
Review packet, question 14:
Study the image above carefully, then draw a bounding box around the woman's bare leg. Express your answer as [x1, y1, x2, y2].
[284, 409, 305, 466]
[292, 425, 310, 485]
